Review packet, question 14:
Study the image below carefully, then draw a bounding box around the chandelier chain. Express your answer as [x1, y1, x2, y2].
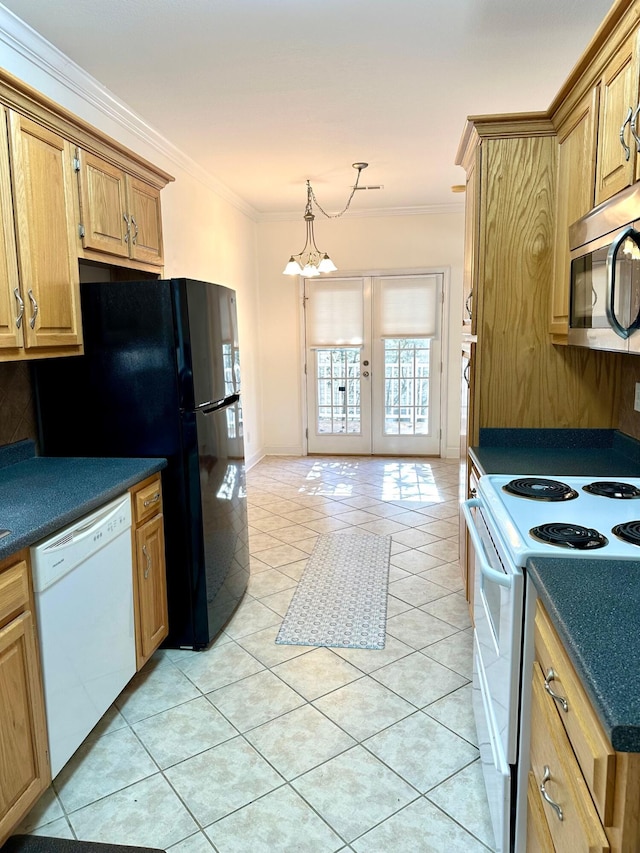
[309, 164, 366, 218]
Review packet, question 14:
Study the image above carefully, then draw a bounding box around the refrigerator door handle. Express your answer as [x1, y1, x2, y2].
[200, 392, 240, 415]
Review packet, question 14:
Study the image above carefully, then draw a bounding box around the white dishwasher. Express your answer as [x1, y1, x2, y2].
[31, 493, 136, 778]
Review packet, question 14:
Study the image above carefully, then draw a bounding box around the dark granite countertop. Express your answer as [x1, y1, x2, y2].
[527, 557, 640, 752]
[0, 441, 166, 561]
[470, 429, 640, 476]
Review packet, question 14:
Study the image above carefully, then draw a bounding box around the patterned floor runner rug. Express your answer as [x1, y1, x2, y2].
[275, 530, 391, 650]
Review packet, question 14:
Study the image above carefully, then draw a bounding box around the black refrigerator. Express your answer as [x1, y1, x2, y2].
[32, 278, 249, 650]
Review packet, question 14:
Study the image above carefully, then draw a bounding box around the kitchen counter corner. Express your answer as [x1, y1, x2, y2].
[527, 556, 640, 753]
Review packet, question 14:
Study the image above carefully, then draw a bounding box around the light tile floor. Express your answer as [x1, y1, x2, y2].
[19, 455, 496, 852]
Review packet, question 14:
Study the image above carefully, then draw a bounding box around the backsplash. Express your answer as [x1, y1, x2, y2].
[0, 362, 37, 446]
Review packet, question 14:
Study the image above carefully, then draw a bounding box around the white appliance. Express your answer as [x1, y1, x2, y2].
[462, 474, 640, 852]
[31, 493, 135, 777]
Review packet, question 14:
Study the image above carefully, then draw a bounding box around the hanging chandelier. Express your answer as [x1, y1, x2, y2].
[283, 163, 369, 277]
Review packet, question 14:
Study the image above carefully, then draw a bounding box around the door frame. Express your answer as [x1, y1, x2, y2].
[298, 266, 451, 457]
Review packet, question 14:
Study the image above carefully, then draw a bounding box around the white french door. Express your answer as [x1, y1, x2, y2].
[304, 273, 443, 455]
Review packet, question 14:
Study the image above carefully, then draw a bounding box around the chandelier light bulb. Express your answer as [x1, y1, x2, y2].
[318, 254, 337, 273]
[283, 256, 303, 275]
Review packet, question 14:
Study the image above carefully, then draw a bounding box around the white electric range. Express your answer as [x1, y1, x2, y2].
[462, 474, 640, 853]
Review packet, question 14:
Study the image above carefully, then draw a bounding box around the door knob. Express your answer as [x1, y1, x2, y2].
[362, 371, 370, 377]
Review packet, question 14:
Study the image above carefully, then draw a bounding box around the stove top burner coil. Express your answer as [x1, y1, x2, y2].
[530, 522, 608, 550]
[503, 478, 578, 502]
[612, 520, 640, 546]
[583, 481, 640, 499]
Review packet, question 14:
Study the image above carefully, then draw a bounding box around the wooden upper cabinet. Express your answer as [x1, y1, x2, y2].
[78, 150, 164, 267]
[551, 88, 599, 340]
[594, 30, 640, 206]
[6, 111, 82, 354]
[0, 110, 21, 351]
[462, 149, 480, 335]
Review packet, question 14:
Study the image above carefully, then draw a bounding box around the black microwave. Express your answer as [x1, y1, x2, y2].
[569, 182, 640, 354]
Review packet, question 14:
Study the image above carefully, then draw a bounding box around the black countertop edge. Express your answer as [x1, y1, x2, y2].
[527, 557, 640, 753]
[0, 456, 167, 562]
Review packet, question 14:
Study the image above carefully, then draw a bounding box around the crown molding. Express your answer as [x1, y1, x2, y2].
[258, 202, 465, 223]
[0, 4, 260, 221]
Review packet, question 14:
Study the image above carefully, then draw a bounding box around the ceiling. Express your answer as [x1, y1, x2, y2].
[1, 0, 615, 217]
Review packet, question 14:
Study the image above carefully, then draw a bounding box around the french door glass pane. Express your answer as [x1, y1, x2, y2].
[383, 338, 430, 436]
[316, 348, 361, 435]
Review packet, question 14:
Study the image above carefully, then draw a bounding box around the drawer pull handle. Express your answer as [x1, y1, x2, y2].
[544, 669, 568, 712]
[142, 544, 152, 579]
[143, 493, 160, 508]
[540, 765, 563, 821]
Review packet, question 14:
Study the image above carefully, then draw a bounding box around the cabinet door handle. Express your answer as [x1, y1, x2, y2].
[620, 106, 633, 162]
[544, 669, 568, 711]
[631, 104, 640, 151]
[142, 544, 152, 579]
[123, 213, 130, 243]
[130, 216, 138, 245]
[14, 288, 24, 329]
[465, 288, 473, 320]
[463, 362, 470, 387]
[27, 289, 38, 329]
[143, 493, 160, 508]
[539, 766, 563, 821]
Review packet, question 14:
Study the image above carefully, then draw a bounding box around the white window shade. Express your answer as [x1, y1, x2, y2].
[374, 275, 440, 337]
[306, 278, 364, 346]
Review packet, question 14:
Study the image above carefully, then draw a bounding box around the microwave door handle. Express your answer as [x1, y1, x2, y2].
[462, 499, 513, 590]
[606, 226, 639, 339]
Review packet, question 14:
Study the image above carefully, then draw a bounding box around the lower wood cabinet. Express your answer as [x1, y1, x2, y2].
[131, 475, 169, 670]
[530, 601, 640, 853]
[0, 552, 49, 845]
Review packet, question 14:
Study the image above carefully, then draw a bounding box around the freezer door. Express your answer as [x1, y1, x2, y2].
[179, 280, 241, 410]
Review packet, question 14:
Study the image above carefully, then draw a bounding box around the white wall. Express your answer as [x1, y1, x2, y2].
[0, 11, 265, 466]
[257, 210, 465, 458]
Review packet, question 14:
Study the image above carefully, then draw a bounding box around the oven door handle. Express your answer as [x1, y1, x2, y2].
[462, 499, 513, 590]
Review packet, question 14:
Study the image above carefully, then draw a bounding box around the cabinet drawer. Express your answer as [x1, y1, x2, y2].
[132, 476, 163, 525]
[530, 661, 610, 853]
[535, 600, 616, 824]
[0, 560, 29, 627]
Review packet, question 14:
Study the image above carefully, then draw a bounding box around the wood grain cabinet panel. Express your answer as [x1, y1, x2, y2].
[0, 109, 21, 351]
[551, 87, 599, 340]
[0, 553, 49, 846]
[78, 150, 164, 267]
[1, 110, 82, 360]
[595, 31, 640, 206]
[130, 476, 168, 670]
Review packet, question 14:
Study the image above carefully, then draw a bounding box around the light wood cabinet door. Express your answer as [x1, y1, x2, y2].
[134, 513, 168, 669]
[0, 110, 22, 351]
[78, 151, 129, 259]
[0, 605, 49, 844]
[8, 111, 81, 350]
[78, 150, 164, 268]
[551, 88, 599, 340]
[595, 31, 640, 206]
[127, 176, 163, 266]
[530, 662, 610, 853]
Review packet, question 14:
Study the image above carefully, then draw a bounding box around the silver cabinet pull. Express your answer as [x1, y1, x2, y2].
[142, 544, 152, 579]
[540, 765, 563, 821]
[130, 216, 138, 245]
[465, 288, 473, 320]
[27, 289, 38, 329]
[463, 362, 471, 387]
[123, 212, 130, 243]
[631, 104, 640, 151]
[620, 106, 633, 162]
[143, 493, 160, 508]
[544, 669, 568, 712]
[13, 288, 24, 329]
